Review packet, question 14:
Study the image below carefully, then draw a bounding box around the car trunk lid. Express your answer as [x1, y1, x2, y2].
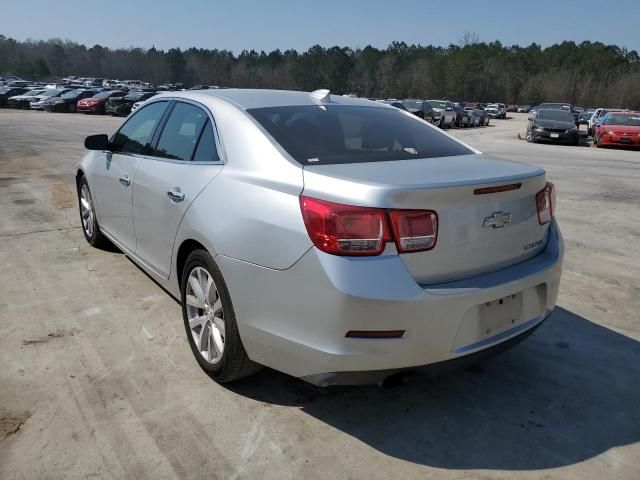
[302, 153, 549, 284]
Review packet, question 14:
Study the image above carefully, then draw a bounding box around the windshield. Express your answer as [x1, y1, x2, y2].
[247, 105, 473, 166]
[604, 114, 640, 126]
[426, 101, 446, 109]
[537, 109, 574, 122]
[43, 89, 64, 97]
[93, 91, 114, 100]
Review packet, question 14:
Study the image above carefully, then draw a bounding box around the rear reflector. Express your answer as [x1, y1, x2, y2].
[346, 330, 405, 338]
[474, 183, 522, 195]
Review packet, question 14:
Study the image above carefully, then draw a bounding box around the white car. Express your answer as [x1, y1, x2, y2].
[425, 99, 456, 128]
[587, 108, 606, 136]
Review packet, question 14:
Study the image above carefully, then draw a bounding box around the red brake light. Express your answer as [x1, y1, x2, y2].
[299, 196, 391, 256]
[300, 196, 439, 256]
[536, 182, 555, 225]
[388, 210, 438, 252]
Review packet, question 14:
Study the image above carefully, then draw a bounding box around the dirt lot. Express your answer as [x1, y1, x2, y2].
[1, 109, 639, 480]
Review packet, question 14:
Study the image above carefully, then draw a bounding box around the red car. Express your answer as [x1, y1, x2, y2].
[77, 90, 126, 114]
[594, 111, 640, 148]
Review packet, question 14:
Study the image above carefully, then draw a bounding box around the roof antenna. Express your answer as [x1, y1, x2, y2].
[310, 89, 331, 103]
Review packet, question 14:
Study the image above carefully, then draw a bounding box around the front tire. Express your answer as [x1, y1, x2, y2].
[78, 177, 109, 248]
[181, 250, 260, 383]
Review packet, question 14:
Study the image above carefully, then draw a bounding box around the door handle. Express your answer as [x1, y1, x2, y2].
[167, 189, 185, 203]
[119, 175, 131, 187]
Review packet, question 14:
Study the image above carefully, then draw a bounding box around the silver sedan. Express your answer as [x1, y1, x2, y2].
[76, 89, 563, 386]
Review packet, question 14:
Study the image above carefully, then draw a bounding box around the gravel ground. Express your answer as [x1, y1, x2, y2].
[0, 109, 638, 480]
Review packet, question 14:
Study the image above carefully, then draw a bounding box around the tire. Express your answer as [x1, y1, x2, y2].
[181, 249, 261, 383]
[526, 129, 535, 143]
[78, 176, 110, 248]
[68, 103, 77, 113]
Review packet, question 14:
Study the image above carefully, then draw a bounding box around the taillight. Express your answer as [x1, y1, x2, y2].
[388, 210, 438, 252]
[536, 182, 555, 225]
[299, 196, 438, 256]
[299, 196, 391, 255]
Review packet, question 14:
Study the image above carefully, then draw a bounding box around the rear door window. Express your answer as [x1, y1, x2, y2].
[155, 102, 208, 161]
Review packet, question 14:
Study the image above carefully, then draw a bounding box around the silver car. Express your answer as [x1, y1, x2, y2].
[76, 89, 564, 386]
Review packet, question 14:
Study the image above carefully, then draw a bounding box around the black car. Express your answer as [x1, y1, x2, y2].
[531, 102, 579, 126]
[0, 86, 29, 107]
[106, 91, 157, 116]
[7, 89, 48, 108]
[379, 100, 408, 111]
[42, 89, 99, 112]
[526, 109, 579, 145]
[400, 100, 436, 123]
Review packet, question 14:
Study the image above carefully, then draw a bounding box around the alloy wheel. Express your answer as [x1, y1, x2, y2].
[80, 184, 94, 237]
[185, 266, 225, 364]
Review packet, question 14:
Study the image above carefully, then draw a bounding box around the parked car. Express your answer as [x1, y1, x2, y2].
[189, 85, 222, 90]
[400, 100, 436, 123]
[465, 106, 488, 126]
[588, 108, 609, 136]
[7, 89, 47, 108]
[0, 86, 29, 107]
[453, 103, 472, 127]
[106, 91, 157, 116]
[485, 104, 500, 118]
[425, 99, 456, 128]
[526, 109, 579, 145]
[593, 111, 640, 148]
[42, 89, 99, 113]
[77, 89, 563, 386]
[578, 109, 595, 125]
[496, 103, 507, 118]
[517, 105, 530, 113]
[30, 89, 73, 110]
[77, 90, 127, 114]
[532, 103, 579, 126]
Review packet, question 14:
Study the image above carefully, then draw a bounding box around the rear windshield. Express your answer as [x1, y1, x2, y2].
[247, 105, 473, 165]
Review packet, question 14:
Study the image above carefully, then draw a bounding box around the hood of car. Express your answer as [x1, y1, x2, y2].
[603, 124, 640, 134]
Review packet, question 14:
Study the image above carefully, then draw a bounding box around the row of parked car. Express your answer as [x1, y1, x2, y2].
[0, 84, 161, 116]
[524, 102, 640, 148]
[373, 99, 508, 129]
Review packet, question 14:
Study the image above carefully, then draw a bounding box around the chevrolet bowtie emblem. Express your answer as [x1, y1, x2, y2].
[483, 211, 512, 229]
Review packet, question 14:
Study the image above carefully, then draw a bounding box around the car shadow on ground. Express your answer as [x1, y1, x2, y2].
[227, 307, 640, 470]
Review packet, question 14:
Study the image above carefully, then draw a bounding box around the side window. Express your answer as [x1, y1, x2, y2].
[155, 102, 208, 161]
[111, 101, 167, 154]
[192, 120, 221, 162]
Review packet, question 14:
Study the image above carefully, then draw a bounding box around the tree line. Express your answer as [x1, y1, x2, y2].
[1, 34, 639, 108]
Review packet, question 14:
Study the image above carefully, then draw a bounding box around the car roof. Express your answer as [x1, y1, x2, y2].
[153, 89, 380, 110]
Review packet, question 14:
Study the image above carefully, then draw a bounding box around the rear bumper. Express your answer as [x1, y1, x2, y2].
[218, 220, 563, 384]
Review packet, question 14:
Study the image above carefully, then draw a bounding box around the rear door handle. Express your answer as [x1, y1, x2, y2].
[167, 189, 185, 203]
[119, 175, 131, 187]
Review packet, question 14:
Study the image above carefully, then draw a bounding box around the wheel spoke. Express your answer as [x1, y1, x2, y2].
[212, 316, 225, 338]
[189, 274, 206, 304]
[211, 297, 222, 317]
[80, 198, 90, 212]
[186, 294, 204, 309]
[199, 323, 210, 352]
[211, 328, 224, 356]
[205, 275, 214, 304]
[189, 315, 207, 330]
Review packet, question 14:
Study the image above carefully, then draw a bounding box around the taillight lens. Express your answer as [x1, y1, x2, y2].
[388, 210, 438, 252]
[299, 196, 391, 255]
[299, 196, 438, 256]
[536, 182, 555, 225]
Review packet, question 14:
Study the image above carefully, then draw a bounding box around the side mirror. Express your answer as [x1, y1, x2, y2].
[528, 116, 534, 121]
[85, 134, 110, 150]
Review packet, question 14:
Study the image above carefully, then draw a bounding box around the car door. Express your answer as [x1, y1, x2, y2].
[132, 100, 224, 279]
[92, 101, 169, 252]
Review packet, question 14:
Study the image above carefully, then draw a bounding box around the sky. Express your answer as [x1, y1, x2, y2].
[1, 0, 639, 53]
